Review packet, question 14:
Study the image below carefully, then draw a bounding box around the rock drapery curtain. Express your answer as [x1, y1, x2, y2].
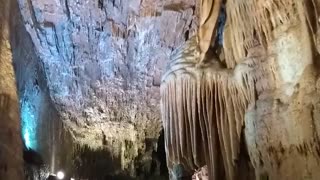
[161, 0, 320, 179]
[161, 36, 254, 179]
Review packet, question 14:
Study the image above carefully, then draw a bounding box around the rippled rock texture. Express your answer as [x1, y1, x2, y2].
[9, 0, 198, 178]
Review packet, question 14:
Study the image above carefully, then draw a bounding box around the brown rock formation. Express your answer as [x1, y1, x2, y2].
[0, 0, 24, 179]
[161, 0, 320, 180]
[226, 0, 320, 179]
[161, 36, 254, 179]
[3, 0, 320, 179]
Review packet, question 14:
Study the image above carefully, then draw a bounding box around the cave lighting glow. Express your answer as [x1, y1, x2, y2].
[57, 171, 65, 179]
[23, 130, 31, 148]
[21, 99, 38, 150]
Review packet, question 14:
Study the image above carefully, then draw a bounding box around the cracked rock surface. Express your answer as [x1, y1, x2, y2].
[12, 0, 198, 178]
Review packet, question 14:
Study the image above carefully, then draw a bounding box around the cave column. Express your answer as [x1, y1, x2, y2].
[244, 4, 320, 179]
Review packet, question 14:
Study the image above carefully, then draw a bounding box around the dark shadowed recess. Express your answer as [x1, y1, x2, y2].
[71, 141, 169, 180]
[237, 128, 256, 180]
[156, 129, 168, 177]
[72, 145, 122, 179]
[135, 128, 168, 180]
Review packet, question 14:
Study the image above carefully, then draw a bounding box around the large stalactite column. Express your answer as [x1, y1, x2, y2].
[162, 0, 320, 180]
[223, 0, 320, 179]
[160, 0, 255, 179]
[0, 0, 24, 179]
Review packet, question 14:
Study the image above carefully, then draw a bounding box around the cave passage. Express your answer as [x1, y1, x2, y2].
[3, 0, 320, 180]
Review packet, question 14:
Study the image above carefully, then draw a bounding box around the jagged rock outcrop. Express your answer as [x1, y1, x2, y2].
[7, 0, 199, 179]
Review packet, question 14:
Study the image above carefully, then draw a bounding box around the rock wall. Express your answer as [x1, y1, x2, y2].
[11, 0, 199, 178]
[226, 0, 320, 179]
[0, 0, 24, 179]
[8, 0, 320, 179]
[244, 10, 320, 180]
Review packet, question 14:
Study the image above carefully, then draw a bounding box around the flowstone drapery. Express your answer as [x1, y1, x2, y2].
[161, 0, 255, 179]
[160, 36, 255, 179]
[161, 0, 320, 179]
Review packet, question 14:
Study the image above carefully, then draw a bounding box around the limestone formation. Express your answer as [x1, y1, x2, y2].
[198, 0, 222, 62]
[1, 0, 198, 179]
[2, 0, 320, 179]
[161, 0, 320, 180]
[0, 0, 24, 179]
[161, 35, 255, 179]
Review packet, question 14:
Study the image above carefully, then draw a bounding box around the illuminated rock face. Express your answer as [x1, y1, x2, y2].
[160, 0, 320, 179]
[5, 0, 320, 179]
[7, 0, 198, 178]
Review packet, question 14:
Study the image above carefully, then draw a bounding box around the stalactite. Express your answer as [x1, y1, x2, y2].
[161, 36, 255, 180]
[223, 0, 299, 68]
[161, 1, 305, 179]
[305, 0, 320, 54]
[198, 0, 222, 63]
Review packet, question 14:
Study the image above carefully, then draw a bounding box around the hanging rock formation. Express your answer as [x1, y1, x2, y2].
[225, 0, 320, 179]
[3, 0, 320, 179]
[161, 0, 320, 179]
[161, 35, 255, 180]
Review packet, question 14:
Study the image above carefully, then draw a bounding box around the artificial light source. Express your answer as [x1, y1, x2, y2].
[57, 171, 65, 179]
[24, 131, 31, 148]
